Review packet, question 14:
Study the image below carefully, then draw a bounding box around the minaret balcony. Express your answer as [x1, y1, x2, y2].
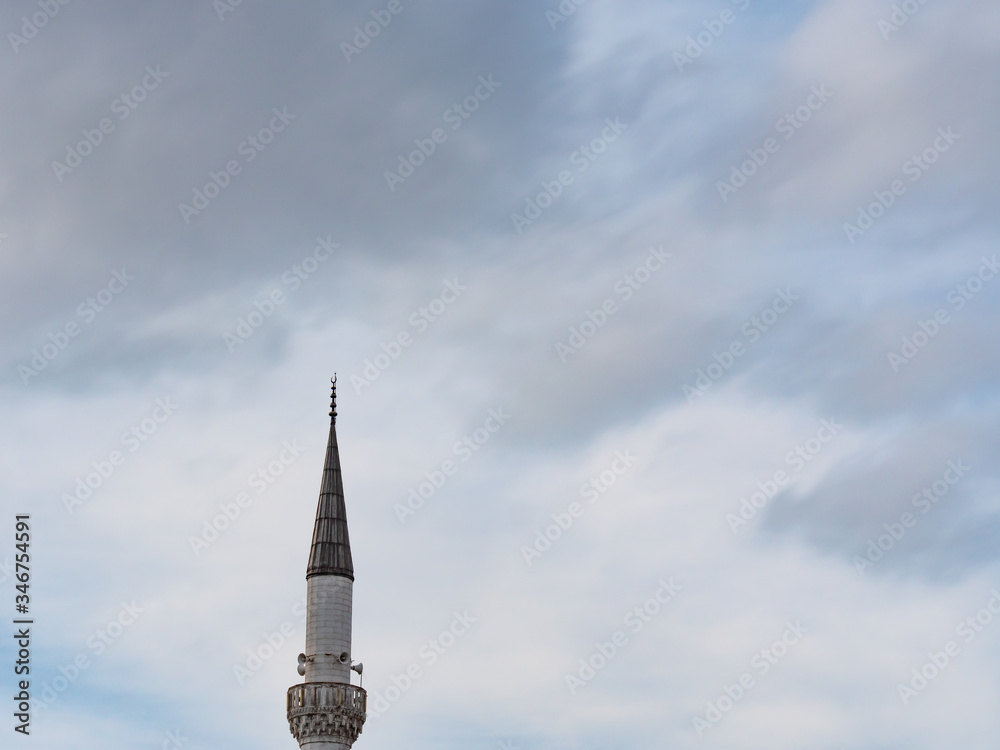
[287, 682, 367, 746]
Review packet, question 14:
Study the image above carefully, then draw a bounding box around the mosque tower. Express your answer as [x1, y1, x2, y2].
[287, 378, 367, 750]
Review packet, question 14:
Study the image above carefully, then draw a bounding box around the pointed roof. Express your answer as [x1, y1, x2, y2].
[306, 377, 355, 580]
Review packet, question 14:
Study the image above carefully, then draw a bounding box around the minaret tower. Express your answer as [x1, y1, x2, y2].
[287, 378, 366, 750]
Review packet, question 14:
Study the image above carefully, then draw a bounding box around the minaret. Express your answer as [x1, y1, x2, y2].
[287, 378, 366, 750]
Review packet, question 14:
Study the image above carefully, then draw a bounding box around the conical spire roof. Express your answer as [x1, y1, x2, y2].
[306, 378, 355, 580]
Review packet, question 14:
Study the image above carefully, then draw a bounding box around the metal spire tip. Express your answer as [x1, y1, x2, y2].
[330, 375, 337, 422]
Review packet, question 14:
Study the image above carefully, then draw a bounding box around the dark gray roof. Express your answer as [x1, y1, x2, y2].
[306, 381, 354, 580]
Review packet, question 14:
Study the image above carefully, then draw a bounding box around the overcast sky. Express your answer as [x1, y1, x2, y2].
[2, 1, 999, 748]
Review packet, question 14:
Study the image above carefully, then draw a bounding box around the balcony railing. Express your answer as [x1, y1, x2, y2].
[287, 682, 367, 714]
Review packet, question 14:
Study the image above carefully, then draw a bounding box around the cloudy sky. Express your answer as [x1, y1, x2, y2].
[2, 0, 999, 748]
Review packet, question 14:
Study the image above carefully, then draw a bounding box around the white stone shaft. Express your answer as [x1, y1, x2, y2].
[304, 574, 353, 684]
[300, 739, 351, 750]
